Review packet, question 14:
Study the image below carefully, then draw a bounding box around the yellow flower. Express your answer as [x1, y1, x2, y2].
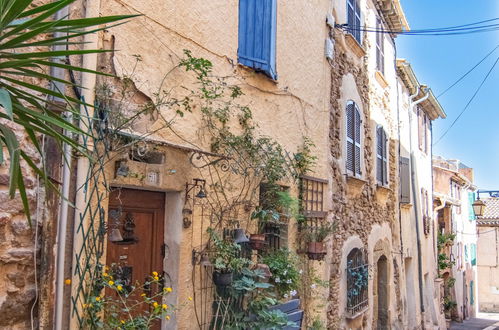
[162, 304, 168, 309]
[188, 296, 193, 301]
[141, 293, 146, 297]
[95, 297, 101, 302]
[116, 285, 123, 291]
[104, 266, 109, 270]
[82, 304, 88, 309]
[88, 303, 93, 308]
[120, 320, 125, 324]
[108, 280, 114, 286]
[165, 315, 171, 320]
[153, 276, 159, 281]
[152, 271, 158, 277]
[102, 272, 109, 277]
[153, 302, 159, 308]
[64, 279, 71, 285]
[164, 287, 172, 293]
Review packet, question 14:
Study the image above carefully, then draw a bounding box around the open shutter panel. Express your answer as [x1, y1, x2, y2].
[346, 103, 355, 172]
[382, 129, 388, 184]
[400, 157, 410, 203]
[354, 0, 361, 42]
[354, 107, 361, 175]
[468, 192, 475, 220]
[238, 0, 277, 80]
[347, 0, 354, 36]
[376, 126, 382, 182]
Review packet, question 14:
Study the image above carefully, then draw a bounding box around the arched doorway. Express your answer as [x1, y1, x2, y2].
[377, 255, 388, 329]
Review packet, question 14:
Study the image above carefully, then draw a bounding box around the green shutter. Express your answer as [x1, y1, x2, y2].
[471, 244, 477, 266]
[469, 192, 476, 220]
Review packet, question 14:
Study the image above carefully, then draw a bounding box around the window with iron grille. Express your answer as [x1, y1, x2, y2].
[376, 17, 384, 74]
[346, 248, 368, 315]
[259, 184, 288, 251]
[376, 125, 388, 185]
[298, 176, 328, 250]
[346, 101, 362, 176]
[347, 0, 362, 44]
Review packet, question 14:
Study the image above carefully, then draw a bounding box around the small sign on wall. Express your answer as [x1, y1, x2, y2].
[146, 171, 160, 185]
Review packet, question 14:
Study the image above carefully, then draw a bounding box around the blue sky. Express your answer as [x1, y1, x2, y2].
[396, 1, 499, 190]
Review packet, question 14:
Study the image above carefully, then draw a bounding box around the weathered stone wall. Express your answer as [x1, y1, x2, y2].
[326, 27, 401, 330]
[0, 120, 39, 329]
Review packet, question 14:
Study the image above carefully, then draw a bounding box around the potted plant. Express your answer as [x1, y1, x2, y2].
[250, 189, 297, 251]
[208, 228, 249, 287]
[250, 208, 280, 250]
[304, 222, 335, 261]
[443, 296, 457, 328]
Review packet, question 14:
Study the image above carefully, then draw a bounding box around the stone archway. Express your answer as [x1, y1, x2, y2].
[376, 255, 389, 329]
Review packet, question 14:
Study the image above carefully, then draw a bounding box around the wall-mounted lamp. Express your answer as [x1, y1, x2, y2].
[186, 178, 207, 199]
[472, 191, 486, 218]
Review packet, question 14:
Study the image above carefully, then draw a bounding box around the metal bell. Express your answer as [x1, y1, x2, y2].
[109, 228, 123, 242]
[233, 228, 249, 244]
[200, 253, 212, 266]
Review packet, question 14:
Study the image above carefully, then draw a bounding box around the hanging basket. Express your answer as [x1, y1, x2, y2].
[306, 242, 326, 261]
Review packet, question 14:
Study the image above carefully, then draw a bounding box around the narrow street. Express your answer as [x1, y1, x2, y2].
[451, 313, 499, 330]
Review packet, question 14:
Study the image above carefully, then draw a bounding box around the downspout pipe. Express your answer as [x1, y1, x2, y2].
[408, 86, 429, 317]
[52, 4, 71, 330]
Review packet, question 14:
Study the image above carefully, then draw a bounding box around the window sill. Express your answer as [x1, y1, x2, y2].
[375, 70, 389, 89]
[346, 175, 366, 188]
[345, 306, 368, 320]
[376, 183, 391, 192]
[400, 202, 413, 209]
[344, 33, 366, 58]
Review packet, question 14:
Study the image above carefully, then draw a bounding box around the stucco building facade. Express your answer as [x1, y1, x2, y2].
[433, 157, 478, 323]
[476, 197, 499, 313]
[0, 1, 458, 329]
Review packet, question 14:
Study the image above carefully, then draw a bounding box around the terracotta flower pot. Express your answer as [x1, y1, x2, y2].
[307, 241, 326, 261]
[249, 234, 266, 250]
[213, 271, 233, 286]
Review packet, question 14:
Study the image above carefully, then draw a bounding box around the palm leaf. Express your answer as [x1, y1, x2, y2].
[0, 0, 132, 223]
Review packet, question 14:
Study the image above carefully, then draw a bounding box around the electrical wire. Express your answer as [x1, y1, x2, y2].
[433, 55, 499, 145]
[437, 44, 499, 99]
[337, 17, 499, 36]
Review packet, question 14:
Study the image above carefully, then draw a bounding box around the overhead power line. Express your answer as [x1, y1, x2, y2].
[433, 55, 499, 146]
[437, 44, 499, 99]
[336, 17, 499, 36]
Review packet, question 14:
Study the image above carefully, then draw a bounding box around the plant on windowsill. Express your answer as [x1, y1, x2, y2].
[250, 189, 299, 251]
[346, 261, 369, 303]
[208, 228, 250, 287]
[303, 222, 335, 261]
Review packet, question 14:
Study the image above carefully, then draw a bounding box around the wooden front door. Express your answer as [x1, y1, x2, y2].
[106, 188, 165, 327]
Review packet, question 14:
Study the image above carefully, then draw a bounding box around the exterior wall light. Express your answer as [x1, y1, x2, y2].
[472, 198, 486, 217]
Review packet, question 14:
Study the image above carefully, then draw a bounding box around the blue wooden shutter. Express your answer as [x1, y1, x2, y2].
[354, 105, 361, 175]
[346, 103, 355, 172]
[238, 0, 277, 80]
[347, 0, 361, 43]
[382, 129, 387, 184]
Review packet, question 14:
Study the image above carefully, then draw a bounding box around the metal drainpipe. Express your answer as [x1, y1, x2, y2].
[395, 46, 405, 267]
[52, 4, 71, 330]
[408, 86, 429, 318]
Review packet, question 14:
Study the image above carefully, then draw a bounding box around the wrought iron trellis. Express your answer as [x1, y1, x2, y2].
[70, 103, 110, 327]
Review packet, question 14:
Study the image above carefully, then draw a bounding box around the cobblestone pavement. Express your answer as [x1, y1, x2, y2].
[451, 313, 499, 330]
